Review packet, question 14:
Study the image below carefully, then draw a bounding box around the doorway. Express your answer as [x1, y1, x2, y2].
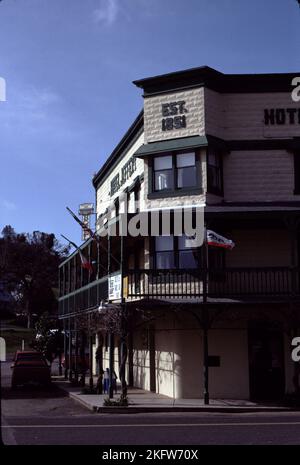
[248, 325, 285, 400]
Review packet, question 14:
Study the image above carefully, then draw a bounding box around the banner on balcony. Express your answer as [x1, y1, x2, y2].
[109, 273, 122, 300]
[207, 230, 235, 250]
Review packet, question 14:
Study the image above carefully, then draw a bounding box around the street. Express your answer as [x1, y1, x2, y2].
[1, 359, 300, 445]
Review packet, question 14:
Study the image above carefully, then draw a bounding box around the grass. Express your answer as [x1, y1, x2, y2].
[0, 327, 35, 355]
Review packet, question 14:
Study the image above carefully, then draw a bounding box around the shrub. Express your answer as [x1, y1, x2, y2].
[103, 394, 129, 407]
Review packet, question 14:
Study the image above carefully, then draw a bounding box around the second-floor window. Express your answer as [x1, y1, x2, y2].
[154, 235, 199, 269]
[153, 152, 197, 192]
[294, 152, 300, 195]
[154, 155, 173, 191]
[207, 151, 223, 195]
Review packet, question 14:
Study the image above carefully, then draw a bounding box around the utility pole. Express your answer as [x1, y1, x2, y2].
[202, 226, 209, 405]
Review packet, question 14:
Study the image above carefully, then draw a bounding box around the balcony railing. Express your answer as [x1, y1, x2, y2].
[127, 267, 300, 300]
[59, 267, 300, 317]
[59, 276, 108, 317]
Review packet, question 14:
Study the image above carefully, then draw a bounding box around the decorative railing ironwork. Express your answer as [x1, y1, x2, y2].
[127, 267, 300, 299]
[59, 267, 300, 317]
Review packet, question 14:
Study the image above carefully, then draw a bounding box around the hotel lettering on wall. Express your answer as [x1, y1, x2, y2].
[110, 156, 137, 196]
[264, 108, 300, 125]
[161, 100, 188, 131]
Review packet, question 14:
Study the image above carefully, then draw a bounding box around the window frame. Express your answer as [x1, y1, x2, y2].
[207, 149, 224, 196]
[152, 235, 201, 270]
[153, 155, 174, 192]
[149, 149, 202, 199]
[294, 152, 300, 195]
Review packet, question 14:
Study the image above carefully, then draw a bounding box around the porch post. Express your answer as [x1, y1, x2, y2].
[89, 314, 94, 389]
[109, 332, 114, 399]
[68, 317, 73, 382]
[120, 232, 128, 397]
[285, 216, 299, 294]
[74, 319, 79, 385]
[128, 332, 134, 387]
[202, 226, 209, 405]
[284, 216, 300, 394]
[96, 332, 103, 394]
[63, 319, 68, 379]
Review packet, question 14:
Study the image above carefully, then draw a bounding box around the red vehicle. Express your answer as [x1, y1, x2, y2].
[62, 353, 89, 372]
[11, 351, 51, 388]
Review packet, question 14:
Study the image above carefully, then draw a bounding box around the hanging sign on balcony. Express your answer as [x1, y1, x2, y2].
[108, 273, 122, 300]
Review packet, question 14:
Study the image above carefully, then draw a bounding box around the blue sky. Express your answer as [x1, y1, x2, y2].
[0, 0, 299, 246]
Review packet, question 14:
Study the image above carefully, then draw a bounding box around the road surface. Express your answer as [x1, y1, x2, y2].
[1, 358, 300, 445]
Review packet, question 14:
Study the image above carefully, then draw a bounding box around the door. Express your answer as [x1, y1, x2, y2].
[248, 326, 285, 400]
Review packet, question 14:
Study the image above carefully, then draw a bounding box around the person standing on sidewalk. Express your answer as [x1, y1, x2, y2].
[103, 368, 109, 394]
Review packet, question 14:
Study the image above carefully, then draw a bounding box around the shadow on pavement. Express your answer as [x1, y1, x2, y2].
[0, 383, 68, 400]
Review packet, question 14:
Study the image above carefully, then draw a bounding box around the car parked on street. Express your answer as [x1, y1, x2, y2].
[11, 350, 51, 388]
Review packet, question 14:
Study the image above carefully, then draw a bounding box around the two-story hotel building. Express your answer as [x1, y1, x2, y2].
[59, 66, 300, 401]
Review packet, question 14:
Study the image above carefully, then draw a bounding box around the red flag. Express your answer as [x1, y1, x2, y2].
[78, 250, 93, 272]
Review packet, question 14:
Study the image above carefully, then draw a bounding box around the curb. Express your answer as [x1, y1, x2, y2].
[94, 406, 293, 414]
[57, 385, 295, 414]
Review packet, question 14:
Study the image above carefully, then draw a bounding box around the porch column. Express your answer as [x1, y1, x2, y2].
[89, 333, 94, 390]
[74, 320, 79, 385]
[79, 330, 86, 387]
[128, 332, 134, 387]
[63, 319, 68, 379]
[88, 242, 92, 284]
[202, 224, 210, 405]
[96, 332, 103, 394]
[109, 333, 114, 399]
[68, 317, 73, 382]
[284, 216, 299, 294]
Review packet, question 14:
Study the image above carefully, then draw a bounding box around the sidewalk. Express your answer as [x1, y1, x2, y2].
[53, 376, 293, 414]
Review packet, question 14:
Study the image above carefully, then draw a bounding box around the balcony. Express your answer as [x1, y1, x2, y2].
[59, 276, 108, 317]
[127, 267, 300, 301]
[59, 267, 300, 318]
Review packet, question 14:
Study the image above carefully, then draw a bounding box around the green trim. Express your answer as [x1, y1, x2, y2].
[135, 135, 209, 158]
[148, 187, 203, 199]
[59, 275, 110, 300]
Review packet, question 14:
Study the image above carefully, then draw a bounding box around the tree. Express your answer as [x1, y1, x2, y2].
[0, 226, 69, 327]
[75, 305, 154, 398]
[32, 313, 64, 366]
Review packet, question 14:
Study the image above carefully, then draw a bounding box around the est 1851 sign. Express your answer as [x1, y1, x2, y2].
[161, 100, 188, 131]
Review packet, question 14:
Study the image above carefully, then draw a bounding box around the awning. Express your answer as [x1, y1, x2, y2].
[134, 135, 206, 158]
[134, 135, 227, 158]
